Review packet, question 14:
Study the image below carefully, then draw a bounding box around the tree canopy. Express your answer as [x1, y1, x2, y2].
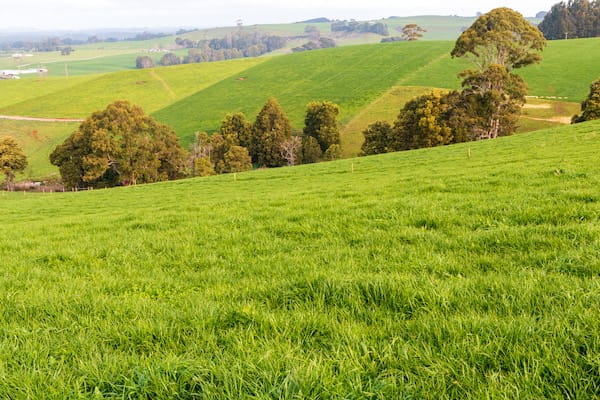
[0, 136, 27, 192]
[451, 7, 546, 71]
[539, 0, 600, 40]
[401, 24, 427, 41]
[250, 97, 292, 167]
[303, 101, 340, 154]
[572, 78, 600, 123]
[50, 100, 186, 188]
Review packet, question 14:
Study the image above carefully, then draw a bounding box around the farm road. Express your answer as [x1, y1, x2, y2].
[0, 115, 84, 122]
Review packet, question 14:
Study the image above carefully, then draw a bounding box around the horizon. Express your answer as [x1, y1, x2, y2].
[0, 1, 555, 31]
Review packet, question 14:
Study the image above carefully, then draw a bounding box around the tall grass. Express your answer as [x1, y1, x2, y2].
[1, 121, 599, 398]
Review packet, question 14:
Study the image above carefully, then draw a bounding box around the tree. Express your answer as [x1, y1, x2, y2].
[223, 146, 252, 173]
[323, 144, 342, 161]
[50, 100, 186, 188]
[539, 0, 600, 40]
[250, 97, 292, 167]
[451, 8, 543, 140]
[280, 136, 302, 166]
[451, 7, 546, 71]
[160, 52, 181, 66]
[572, 78, 600, 123]
[136, 56, 155, 69]
[401, 24, 427, 41]
[61, 46, 74, 56]
[0, 136, 27, 192]
[219, 112, 252, 148]
[189, 131, 216, 177]
[393, 91, 457, 150]
[360, 121, 394, 155]
[539, 2, 575, 40]
[303, 101, 340, 153]
[302, 136, 322, 164]
[459, 65, 527, 139]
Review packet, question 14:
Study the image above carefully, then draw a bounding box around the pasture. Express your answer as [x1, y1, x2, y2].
[2, 37, 599, 178]
[1, 121, 599, 398]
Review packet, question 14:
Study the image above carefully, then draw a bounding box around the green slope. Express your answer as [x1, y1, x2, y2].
[519, 37, 600, 101]
[1, 122, 599, 398]
[0, 58, 265, 118]
[152, 41, 455, 143]
[4, 37, 600, 179]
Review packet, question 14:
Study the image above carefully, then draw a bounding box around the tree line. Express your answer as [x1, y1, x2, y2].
[331, 20, 389, 36]
[189, 98, 341, 177]
[43, 97, 341, 189]
[136, 31, 287, 68]
[539, 0, 600, 39]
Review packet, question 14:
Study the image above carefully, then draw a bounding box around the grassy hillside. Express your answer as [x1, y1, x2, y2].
[1, 122, 599, 398]
[2, 37, 599, 177]
[153, 41, 455, 144]
[0, 58, 265, 118]
[520, 37, 600, 101]
[0, 119, 79, 179]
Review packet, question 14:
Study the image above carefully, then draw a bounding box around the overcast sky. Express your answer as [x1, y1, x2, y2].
[1, 0, 557, 30]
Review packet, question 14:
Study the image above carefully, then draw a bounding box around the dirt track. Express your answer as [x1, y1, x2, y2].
[0, 115, 84, 123]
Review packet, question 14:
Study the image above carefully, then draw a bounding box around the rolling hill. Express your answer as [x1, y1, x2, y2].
[1, 120, 599, 398]
[2, 36, 599, 179]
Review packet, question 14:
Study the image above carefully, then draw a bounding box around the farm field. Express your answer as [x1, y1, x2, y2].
[2, 36, 599, 179]
[1, 121, 599, 398]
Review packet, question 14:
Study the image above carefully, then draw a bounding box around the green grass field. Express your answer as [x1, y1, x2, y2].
[0, 58, 265, 118]
[2, 36, 599, 179]
[0, 119, 78, 179]
[1, 120, 599, 398]
[153, 41, 454, 145]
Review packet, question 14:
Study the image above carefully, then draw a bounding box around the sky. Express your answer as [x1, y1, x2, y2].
[1, 0, 557, 31]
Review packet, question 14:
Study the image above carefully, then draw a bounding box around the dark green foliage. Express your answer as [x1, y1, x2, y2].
[0, 136, 27, 191]
[250, 98, 292, 167]
[223, 145, 252, 173]
[459, 65, 528, 139]
[50, 100, 187, 188]
[303, 101, 340, 153]
[539, 0, 600, 40]
[452, 7, 546, 71]
[393, 91, 456, 150]
[219, 112, 252, 148]
[323, 144, 342, 160]
[361, 121, 394, 155]
[572, 78, 600, 122]
[448, 8, 540, 141]
[177, 31, 286, 63]
[302, 136, 322, 164]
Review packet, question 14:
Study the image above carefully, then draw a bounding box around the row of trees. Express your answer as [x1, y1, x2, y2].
[189, 99, 341, 177]
[363, 8, 546, 155]
[539, 0, 600, 39]
[47, 98, 341, 189]
[331, 20, 390, 36]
